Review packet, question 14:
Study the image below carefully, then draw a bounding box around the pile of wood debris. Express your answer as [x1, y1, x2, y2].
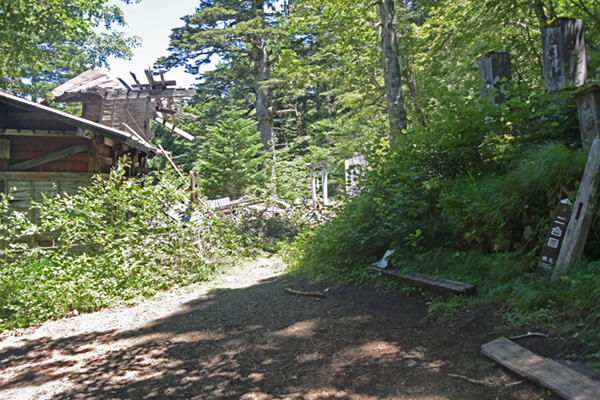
[204, 195, 338, 225]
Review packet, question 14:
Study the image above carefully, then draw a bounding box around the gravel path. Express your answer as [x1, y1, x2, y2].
[0, 256, 557, 400]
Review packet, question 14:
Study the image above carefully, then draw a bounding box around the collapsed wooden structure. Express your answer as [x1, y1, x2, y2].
[0, 68, 196, 220]
[51, 68, 196, 141]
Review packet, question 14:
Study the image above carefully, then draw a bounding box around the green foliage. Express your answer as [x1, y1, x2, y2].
[196, 115, 267, 199]
[0, 162, 255, 331]
[441, 143, 587, 253]
[158, 0, 282, 72]
[285, 77, 600, 348]
[271, 151, 312, 203]
[0, 0, 139, 99]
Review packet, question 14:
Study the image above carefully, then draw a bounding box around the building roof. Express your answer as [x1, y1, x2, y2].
[0, 90, 164, 156]
[51, 68, 126, 101]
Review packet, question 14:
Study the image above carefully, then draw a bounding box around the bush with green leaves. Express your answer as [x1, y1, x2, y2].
[288, 81, 583, 277]
[441, 143, 587, 253]
[0, 162, 256, 331]
[284, 80, 600, 360]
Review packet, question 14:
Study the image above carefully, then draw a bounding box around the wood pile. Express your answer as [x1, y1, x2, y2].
[203, 195, 337, 225]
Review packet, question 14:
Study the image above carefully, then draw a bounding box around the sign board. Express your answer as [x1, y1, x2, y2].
[537, 198, 573, 275]
[345, 155, 366, 198]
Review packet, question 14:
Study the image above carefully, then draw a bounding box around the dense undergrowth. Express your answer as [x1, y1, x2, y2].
[284, 83, 600, 366]
[0, 163, 275, 332]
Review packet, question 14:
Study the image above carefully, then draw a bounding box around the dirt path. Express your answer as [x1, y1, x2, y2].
[0, 256, 559, 400]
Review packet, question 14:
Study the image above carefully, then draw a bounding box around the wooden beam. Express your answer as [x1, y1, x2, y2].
[0, 129, 80, 137]
[122, 123, 148, 142]
[369, 266, 476, 296]
[129, 72, 143, 89]
[117, 77, 133, 91]
[98, 154, 113, 165]
[159, 70, 168, 89]
[144, 69, 160, 89]
[482, 337, 600, 400]
[76, 128, 95, 139]
[0, 172, 108, 181]
[8, 144, 88, 171]
[88, 137, 98, 173]
[158, 144, 185, 179]
[155, 117, 195, 141]
[157, 107, 176, 115]
[306, 158, 331, 169]
[105, 88, 195, 100]
[131, 81, 177, 89]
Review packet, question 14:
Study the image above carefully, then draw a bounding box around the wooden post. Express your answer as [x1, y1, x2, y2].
[537, 198, 573, 276]
[190, 169, 199, 205]
[310, 169, 317, 206]
[321, 167, 329, 205]
[574, 84, 600, 151]
[306, 158, 331, 207]
[553, 138, 600, 281]
[477, 52, 512, 104]
[541, 18, 586, 91]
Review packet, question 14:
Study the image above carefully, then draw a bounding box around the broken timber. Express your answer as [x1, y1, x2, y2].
[482, 337, 600, 400]
[553, 138, 600, 280]
[369, 265, 476, 296]
[284, 288, 327, 298]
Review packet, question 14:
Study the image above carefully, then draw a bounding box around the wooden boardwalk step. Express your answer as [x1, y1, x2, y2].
[369, 266, 476, 296]
[482, 337, 600, 400]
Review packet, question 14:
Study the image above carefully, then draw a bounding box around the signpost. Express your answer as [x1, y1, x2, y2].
[537, 199, 573, 276]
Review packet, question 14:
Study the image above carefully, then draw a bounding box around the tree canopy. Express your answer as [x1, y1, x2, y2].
[0, 0, 139, 99]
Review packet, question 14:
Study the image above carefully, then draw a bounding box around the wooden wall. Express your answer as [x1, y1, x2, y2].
[97, 93, 156, 138]
[2, 175, 94, 221]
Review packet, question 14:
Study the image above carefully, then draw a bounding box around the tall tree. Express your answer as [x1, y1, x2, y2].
[377, 0, 408, 145]
[158, 0, 281, 152]
[196, 114, 266, 199]
[0, 0, 139, 99]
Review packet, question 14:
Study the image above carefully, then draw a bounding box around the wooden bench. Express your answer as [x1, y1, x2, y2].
[369, 265, 476, 296]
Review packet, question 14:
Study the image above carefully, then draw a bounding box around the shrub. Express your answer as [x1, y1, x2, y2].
[0, 162, 254, 331]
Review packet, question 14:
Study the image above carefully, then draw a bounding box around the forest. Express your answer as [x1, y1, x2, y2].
[1, 0, 600, 377]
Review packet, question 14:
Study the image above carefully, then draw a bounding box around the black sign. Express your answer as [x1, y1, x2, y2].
[537, 199, 573, 275]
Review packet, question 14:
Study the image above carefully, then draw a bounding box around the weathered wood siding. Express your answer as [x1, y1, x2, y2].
[99, 94, 155, 137]
[6, 136, 91, 173]
[3, 177, 92, 220]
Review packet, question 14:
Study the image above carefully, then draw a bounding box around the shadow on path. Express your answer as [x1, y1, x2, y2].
[0, 271, 557, 400]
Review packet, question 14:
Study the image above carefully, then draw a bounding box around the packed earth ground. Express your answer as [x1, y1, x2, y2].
[0, 256, 574, 399]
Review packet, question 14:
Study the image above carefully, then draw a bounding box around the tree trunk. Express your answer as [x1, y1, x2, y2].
[528, 0, 557, 27]
[378, 0, 407, 146]
[253, 38, 274, 153]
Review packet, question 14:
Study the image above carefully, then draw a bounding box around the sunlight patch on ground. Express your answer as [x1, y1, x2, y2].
[336, 340, 401, 361]
[296, 352, 323, 363]
[274, 320, 318, 338]
[241, 392, 271, 400]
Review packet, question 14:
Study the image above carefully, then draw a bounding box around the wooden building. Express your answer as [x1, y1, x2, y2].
[0, 68, 196, 220]
[0, 89, 164, 220]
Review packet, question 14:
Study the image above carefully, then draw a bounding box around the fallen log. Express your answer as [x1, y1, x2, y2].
[284, 288, 327, 298]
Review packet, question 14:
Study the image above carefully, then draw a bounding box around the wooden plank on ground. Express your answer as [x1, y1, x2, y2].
[482, 337, 600, 400]
[369, 266, 476, 295]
